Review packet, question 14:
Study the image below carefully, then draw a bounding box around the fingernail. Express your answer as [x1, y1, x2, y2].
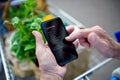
[65, 37, 71, 41]
[32, 31, 37, 36]
[65, 37, 68, 40]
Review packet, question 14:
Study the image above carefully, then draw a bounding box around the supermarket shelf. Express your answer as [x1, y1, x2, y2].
[0, 34, 15, 80]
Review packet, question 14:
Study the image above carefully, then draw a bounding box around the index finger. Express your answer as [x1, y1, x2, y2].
[66, 25, 75, 34]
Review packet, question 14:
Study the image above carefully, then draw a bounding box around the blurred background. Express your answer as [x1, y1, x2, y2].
[49, 0, 120, 37]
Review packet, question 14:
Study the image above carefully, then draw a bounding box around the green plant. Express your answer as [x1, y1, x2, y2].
[4, 0, 47, 63]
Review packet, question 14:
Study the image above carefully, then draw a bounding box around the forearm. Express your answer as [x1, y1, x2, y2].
[40, 71, 63, 80]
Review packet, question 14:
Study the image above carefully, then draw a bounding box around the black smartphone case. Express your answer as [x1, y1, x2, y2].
[41, 17, 78, 66]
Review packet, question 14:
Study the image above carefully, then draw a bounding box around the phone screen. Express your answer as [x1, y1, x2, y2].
[41, 17, 78, 66]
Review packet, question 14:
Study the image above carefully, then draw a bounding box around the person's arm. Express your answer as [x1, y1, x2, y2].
[66, 25, 120, 59]
[32, 31, 67, 80]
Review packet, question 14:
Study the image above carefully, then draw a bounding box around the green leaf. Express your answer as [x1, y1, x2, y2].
[8, 0, 47, 62]
[24, 43, 35, 51]
[11, 44, 19, 53]
[16, 42, 25, 60]
[11, 17, 21, 26]
[35, 10, 47, 17]
[34, 17, 42, 24]
[30, 22, 40, 30]
[23, 18, 32, 25]
[8, 6, 25, 18]
[17, 51, 25, 60]
[11, 30, 21, 44]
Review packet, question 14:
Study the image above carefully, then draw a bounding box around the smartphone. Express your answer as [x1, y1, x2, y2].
[41, 17, 78, 66]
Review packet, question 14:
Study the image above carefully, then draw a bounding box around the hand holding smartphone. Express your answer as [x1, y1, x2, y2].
[41, 17, 78, 66]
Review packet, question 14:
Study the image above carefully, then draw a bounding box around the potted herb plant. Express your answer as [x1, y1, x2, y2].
[4, 0, 54, 79]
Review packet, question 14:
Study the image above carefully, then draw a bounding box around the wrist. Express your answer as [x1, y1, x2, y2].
[116, 43, 120, 59]
[40, 71, 63, 80]
[114, 42, 120, 59]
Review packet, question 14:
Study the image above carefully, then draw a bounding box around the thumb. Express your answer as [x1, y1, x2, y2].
[32, 31, 45, 56]
[32, 31, 45, 66]
[88, 32, 102, 47]
[32, 31, 44, 47]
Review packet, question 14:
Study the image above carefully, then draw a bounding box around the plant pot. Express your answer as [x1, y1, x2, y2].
[4, 31, 34, 78]
[29, 61, 40, 80]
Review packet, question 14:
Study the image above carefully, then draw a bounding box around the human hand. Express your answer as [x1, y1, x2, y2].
[65, 25, 120, 59]
[32, 31, 67, 80]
